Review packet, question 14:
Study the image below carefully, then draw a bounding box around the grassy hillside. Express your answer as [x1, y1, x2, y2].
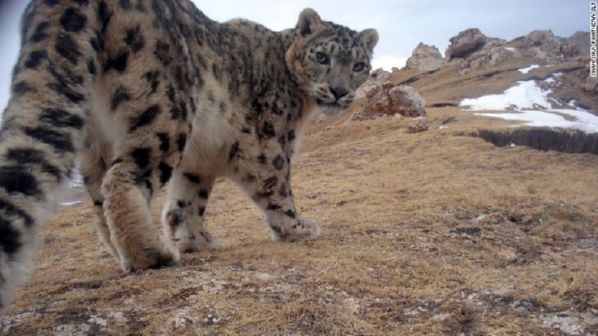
[388, 59, 593, 112]
[1, 107, 597, 335]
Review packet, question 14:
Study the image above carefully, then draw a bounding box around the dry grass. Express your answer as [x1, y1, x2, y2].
[1, 105, 596, 335]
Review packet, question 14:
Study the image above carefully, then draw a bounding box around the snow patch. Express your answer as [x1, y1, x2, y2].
[61, 200, 82, 206]
[504, 47, 516, 52]
[544, 77, 556, 84]
[460, 80, 598, 133]
[460, 81, 551, 110]
[474, 110, 598, 133]
[518, 64, 539, 74]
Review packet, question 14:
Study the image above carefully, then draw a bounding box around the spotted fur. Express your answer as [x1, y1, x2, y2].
[0, 0, 378, 307]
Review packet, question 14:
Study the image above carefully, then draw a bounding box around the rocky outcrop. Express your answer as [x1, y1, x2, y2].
[515, 30, 578, 61]
[445, 28, 488, 60]
[449, 28, 585, 73]
[354, 83, 426, 120]
[568, 31, 590, 59]
[405, 43, 446, 71]
[355, 68, 391, 99]
[459, 45, 516, 73]
[528, 30, 564, 58]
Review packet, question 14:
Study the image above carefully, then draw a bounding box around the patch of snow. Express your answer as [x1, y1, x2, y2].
[554, 72, 563, 77]
[553, 108, 598, 129]
[460, 81, 551, 110]
[504, 47, 516, 52]
[474, 110, 598, 133]
[461, 80, 598, 133]
[544, 77, 556, 84]
[519, 64, 539, 74]
[549, 97, 561, 106]
[61, 200, 82, 206]
[567, 100, 576, 108]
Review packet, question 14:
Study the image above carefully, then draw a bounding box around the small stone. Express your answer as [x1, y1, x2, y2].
[407, 117, 429, 133]
[307, 192, 320, 200]
[203, 314, 220, 326]
[449, 226, 482, 235]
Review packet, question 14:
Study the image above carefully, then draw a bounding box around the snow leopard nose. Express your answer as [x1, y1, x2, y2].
[329, 86, 349, 100]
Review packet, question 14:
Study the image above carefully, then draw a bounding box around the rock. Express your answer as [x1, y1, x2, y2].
[388, 85, 426, 116]
[483, 37, 507, 49]
[524, 30, 556, 47]
[568, 31, 590, 59]
[449, 226, 482, 236]
[307, 192, 322, 200]
[354, 83, 426, 120]
[459, 45, 517, 73]
[519, 30, 577, 60]
[407, 117, 429, 133]
[471, 212, 508, 225]
[445, 28, 488, 60]
[370, 68, 391, 81]
[355, 68, 391, 99]
[583, 78, 598, 93]
[405, 43, 446, 71]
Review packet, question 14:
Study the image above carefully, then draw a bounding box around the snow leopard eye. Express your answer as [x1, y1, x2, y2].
[353, 62, 366, 72]
[315, 52, 329, 65]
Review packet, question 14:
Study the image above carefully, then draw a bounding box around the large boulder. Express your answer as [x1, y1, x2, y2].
[405, 43, 446, 71]
[354, 83, 426, 120]
[355, 68, 391, 99]
[445, 28, 488, 60]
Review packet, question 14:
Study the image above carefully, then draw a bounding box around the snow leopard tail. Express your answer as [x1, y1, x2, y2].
[0, 1, 102, 307]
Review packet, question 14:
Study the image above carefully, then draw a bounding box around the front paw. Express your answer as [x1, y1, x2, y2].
[120, 241, 180, 272]
[276, 218, 320, 242]
[170, 226, 220, 253]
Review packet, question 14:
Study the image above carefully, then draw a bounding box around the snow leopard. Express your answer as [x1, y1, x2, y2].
[0, 0, 378, 307]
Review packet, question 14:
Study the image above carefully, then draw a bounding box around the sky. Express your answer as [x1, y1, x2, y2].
[0, 0, 589, 112]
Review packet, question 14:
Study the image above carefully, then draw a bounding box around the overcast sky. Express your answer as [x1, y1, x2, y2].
[0, 0, 588, 112]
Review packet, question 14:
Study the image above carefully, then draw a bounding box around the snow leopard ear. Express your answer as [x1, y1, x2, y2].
[296, 8, 323, 37]
[358, 29, 379, 54]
